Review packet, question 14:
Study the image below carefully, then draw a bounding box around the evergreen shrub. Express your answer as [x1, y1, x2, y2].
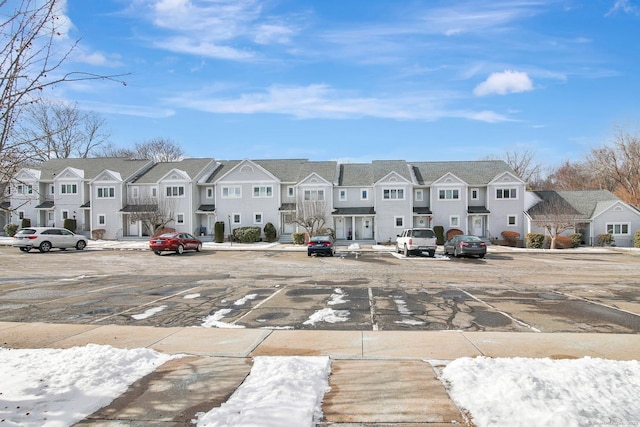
[4, 223, 19, 237]
[63, 218, 76, 232]
[292, 232, 305, 245]
[21, 218, 31, 228]
[597, 233, 614, 246]
[214, 221, 225, 243]
[635, 230, 640, 248]
[434, 225, 445, 245]
[264, 222, 277, 242]
[526, 232, 545, 248]
[568, 233, 582, 248]
[233, 226, 261, 243]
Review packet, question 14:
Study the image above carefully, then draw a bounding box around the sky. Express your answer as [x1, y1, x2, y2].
[43, 0, 640, 165]
[2, 345, 640, 427]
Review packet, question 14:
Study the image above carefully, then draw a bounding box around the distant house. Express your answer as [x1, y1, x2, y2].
[525, 190, 640, 247]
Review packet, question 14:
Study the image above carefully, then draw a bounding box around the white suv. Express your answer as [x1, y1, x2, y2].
[13, 227, 88, 253]
[395, 228, 437, 257]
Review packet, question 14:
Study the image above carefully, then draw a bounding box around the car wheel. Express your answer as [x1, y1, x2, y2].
[39, 241, 52, 253]
[307, 252, 312, 256]
[76, 240, 86, 250]
[404, 245, 410, 257]
[176, 245, 184, 255]
[429, 251, 435, 258]
[196, 242, 202, 252]
[153, 250, 162, 256]
[19, 247, 30, 252]
[479, 253, 485, 259]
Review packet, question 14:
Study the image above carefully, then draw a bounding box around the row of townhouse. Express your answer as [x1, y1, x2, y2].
[3, 157, 640, 246]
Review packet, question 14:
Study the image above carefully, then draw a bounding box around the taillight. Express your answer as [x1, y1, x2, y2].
[307, 242, 313, 247]
[460, 242, 468, 247]
[408, 238, 413, 245]
[481, 242, 487, 247]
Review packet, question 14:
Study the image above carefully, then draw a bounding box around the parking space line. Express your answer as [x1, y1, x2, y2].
[552, 290, 640, 318]
[232, 286, 288, 325]
[92, 286, 202, 323]
[458, 288, 542, 332]
[368, 288, 378, 331]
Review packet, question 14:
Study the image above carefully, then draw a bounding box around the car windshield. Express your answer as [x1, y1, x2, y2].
[413, 229, 435, 238]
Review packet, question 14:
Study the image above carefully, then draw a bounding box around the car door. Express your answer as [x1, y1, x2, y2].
[59, 229, 75, 248]
[181, 233, 195, 250]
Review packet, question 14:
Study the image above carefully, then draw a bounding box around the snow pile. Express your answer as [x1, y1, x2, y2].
[442, 356, 640, 427]
[304, 288, 350, 325]
[0, 344, 176, 427]
[195, 356, 331, 427]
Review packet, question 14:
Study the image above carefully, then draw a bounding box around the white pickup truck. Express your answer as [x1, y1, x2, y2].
[395, 228, 437, 257]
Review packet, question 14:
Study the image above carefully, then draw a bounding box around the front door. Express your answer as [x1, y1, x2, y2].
[362, 217, 373, 239]
[335, 217, 346, 239]
[472, 216, 483, 236]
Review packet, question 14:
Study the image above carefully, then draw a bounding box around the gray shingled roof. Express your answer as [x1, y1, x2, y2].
[35, 158, 152, 181]
[205, 159, 338, 184]
[528, 190, 623, 219]
[133, 158, 214, 184]
[339, 164, 374, 186]
[371, 160, 413, 182]
[411, 160, 514, 186]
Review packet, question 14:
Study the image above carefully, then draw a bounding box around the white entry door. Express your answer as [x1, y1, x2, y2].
[362, 217, 373, 239]
[472, 216, 483, 236]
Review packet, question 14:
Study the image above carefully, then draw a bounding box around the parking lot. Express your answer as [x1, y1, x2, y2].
[0, 245, 639, 333]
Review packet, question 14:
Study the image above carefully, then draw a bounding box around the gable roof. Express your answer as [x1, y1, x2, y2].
[339, 163, 374, 186]
[412, 160, 514, 186]
[34, 158, 152, 181]
[528, 190, 631, 220]
[133, 158, 214, 184]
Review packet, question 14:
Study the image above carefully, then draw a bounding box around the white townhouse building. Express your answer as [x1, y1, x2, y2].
[6, 156, 639, 246]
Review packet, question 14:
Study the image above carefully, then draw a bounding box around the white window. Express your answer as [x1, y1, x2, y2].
[287, 186, 295, 197]
[438, 189, 459, 200]
[206, 187, 214, 199]
[339, 189, 347, 201]
[383, 188, 405, 200]
[60, 184, 77, 194]
[361, 189, 369, 200]
[496, 188, 517, 199]
[177, 213, 185, 224]
[166, 186, 185, 197]
[18, 211, 25, 219]
[394, 216, 404, 228]
[607, 223, 630, 235]
[415, 189, 424, 201]
[151, 187, 158, 198]
[50, 185, 55, 195]
[222, 186, 242, 198]
[508, 215, 517, 226]
[450, 215, 460, 227]
[62, 210, 69, 220]
[97, 214, 106, 226]
[304, 189, 325, 201]
[254, 212, 263, 224]
[471, 188, 479, 200]
[132, 186, 139, 199]
[253, 185, 273, 198]
[17, 184, 33, 194]
[232, 213, 241, 224]
[97, 187, 115, 198]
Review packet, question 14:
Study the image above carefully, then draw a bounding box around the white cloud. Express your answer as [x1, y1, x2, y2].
[164, 84, 511, 123]
[606, 0, 640, 16]
[473, 70, 533, 96]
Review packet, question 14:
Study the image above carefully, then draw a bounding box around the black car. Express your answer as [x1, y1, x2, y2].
[443, 235, 487, 258]
[307, 235, 335, 256]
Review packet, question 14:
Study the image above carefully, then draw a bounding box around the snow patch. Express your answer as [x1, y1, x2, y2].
[195, 356, 331, 427]
[132, 305, 167, 320]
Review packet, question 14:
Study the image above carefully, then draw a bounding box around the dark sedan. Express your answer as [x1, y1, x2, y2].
[443, 235, 487, 258]
[307, 235, 335, 257]
[149, 232, 202, 255]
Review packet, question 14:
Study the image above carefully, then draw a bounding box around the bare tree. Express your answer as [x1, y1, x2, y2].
[1, 0, 127, 208]
[125, 195, 176, 236]
[527, 191, 582, 249]
[543, 160, 598, 191]
[20, 101, 110, 162]
[588, 126, 640, 207]
[288, 197, 329, 239]
[484, 148, 542, 184]
[98, 137, 184, 162]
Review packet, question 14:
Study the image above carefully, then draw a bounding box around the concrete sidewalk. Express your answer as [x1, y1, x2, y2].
[2, 322, 639, 426]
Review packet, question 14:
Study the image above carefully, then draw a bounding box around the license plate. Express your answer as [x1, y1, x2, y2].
[418, 246, 427, 250]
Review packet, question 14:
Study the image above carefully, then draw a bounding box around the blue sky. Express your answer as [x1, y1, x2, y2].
[52, 0, 640, 165]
